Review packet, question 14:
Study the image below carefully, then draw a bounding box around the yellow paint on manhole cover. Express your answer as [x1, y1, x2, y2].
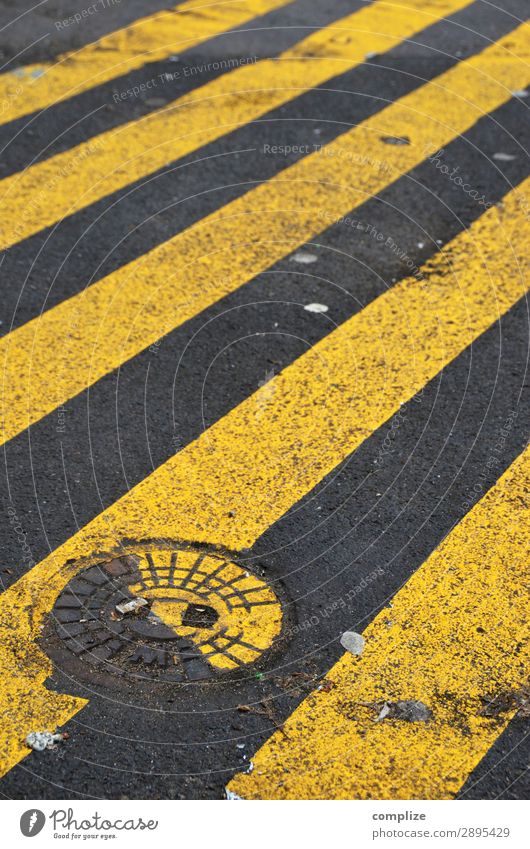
[48, 543, 284, 683]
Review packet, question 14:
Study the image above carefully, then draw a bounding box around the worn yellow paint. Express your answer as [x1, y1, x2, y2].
[0, 170, 529, 777]
[0, 0, 474, 250]
[0, 0, 290, 126]
[126, 545, 283, 670]
[2, 22, 528, 446]
[229, 446, 530, 799]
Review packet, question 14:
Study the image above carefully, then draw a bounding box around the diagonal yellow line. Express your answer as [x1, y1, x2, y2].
[229, 442, 530, 799]
[0, 167, 528, 779]
[0, 0, 474, 249]
[0, 0, 291, 127]
[1, 19, 528, 447]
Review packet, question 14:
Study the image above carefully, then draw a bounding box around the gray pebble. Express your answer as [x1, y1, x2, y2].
[392, 700, 432, 722]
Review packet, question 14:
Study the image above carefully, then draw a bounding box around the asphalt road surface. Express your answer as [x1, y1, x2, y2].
[0, 0, 529, 800]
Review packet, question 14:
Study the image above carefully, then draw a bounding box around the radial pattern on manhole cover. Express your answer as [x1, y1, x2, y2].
[49, 543, 284, 683]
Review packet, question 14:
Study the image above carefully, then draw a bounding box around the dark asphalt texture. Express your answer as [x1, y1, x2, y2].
[0, 0, 529, 799]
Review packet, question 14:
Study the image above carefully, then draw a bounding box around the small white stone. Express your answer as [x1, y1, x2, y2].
[340, 631, 365, 655]
[493, 152, 516, 162]
[304, 303, 328, 313]
[290, 251, 318, 264]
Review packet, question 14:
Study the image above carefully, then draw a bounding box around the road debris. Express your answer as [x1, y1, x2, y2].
[26, 731, 68, 751]
[276, 670, 319, 696]
[480, 684, 530, 718]
[358, 699, 432, 722]
[290, 251, 318, 264]
[115, 597, 148, 616]
[493, 152, 517, 162]
[237, 701, 288, 736]
[340, 631, 365, 656]
[389, 700, 432, 722]
[304, 303, 328, 313]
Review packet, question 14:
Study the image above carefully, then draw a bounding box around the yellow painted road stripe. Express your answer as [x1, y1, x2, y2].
[2, 22, 528, 447]
[0, 173, 528, 777]
[229, 444, 530, 799]
[0, 0, 474, 250]
[0, 0, 290, 126]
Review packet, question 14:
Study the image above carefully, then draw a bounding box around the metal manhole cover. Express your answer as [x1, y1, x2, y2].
[48, 543, 284, 683]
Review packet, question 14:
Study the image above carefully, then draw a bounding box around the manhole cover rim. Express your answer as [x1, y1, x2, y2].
[43, 539, 290, 688]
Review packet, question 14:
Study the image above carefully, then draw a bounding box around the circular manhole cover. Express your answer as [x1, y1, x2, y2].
[48, 543, 284, 684]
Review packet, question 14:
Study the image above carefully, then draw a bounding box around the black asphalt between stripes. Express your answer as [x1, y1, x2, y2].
[0, 0, 360, 177]
[0, 286, 528, 800]
[1, 92, 529, 584]
[459, 573, 530, 801]
[459, 721, 530, 800]
[0, 0, 526, 336]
